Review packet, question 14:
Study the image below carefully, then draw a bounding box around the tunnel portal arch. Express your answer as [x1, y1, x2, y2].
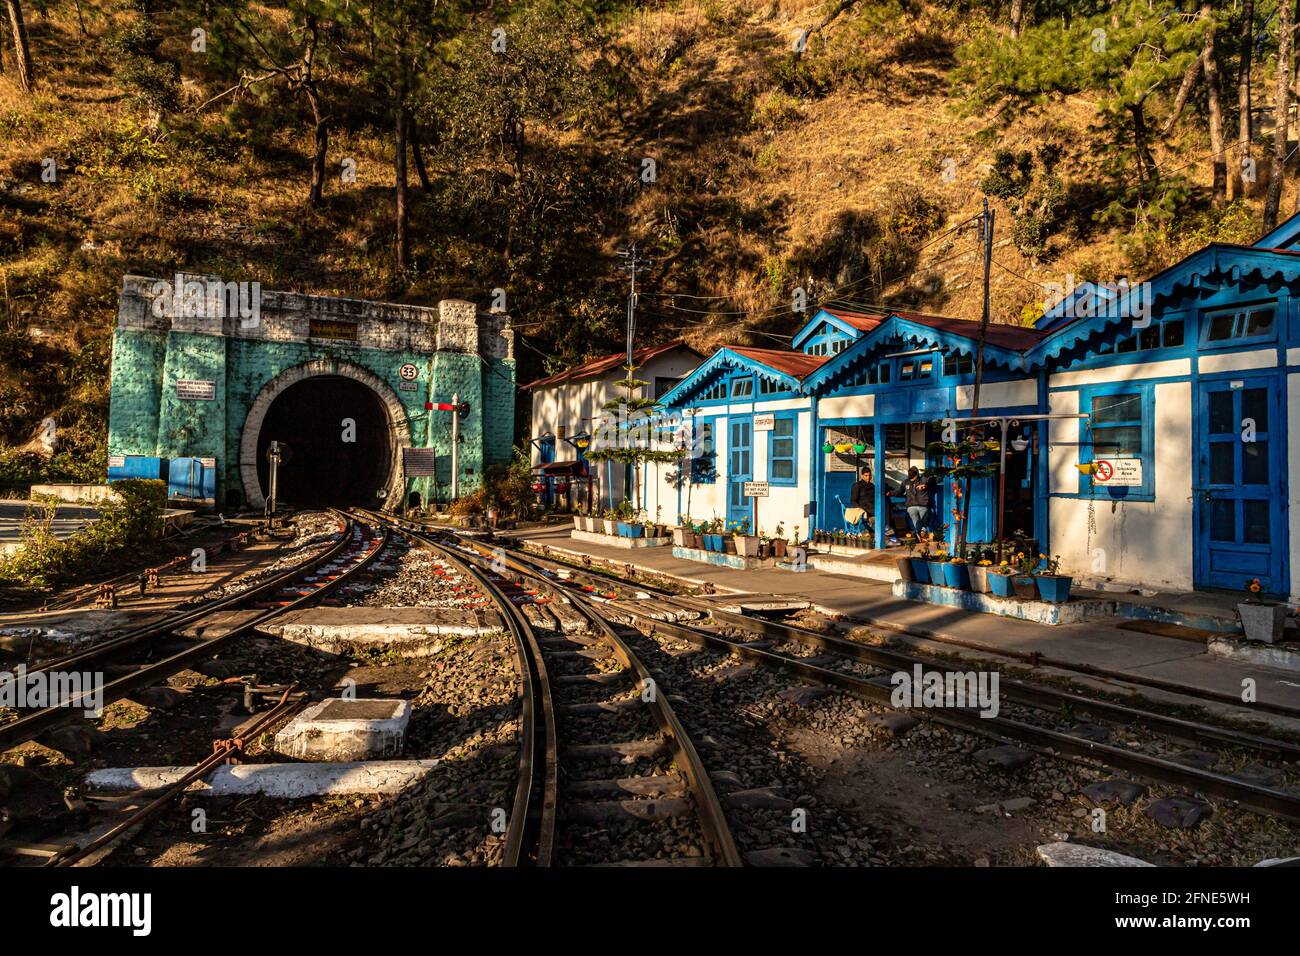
[239, 358, 410, 510]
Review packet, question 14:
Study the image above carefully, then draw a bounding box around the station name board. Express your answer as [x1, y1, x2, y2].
[308, 318, 359, 342]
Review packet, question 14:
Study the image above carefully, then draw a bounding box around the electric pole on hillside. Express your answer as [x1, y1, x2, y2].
[616, 243, 653, 368]
[969, 198, 995, 418]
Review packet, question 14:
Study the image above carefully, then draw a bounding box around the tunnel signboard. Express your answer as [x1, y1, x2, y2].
[399, 363, 419, 381]
[402, 448, 438, 477]
[176, 379, 216, 401]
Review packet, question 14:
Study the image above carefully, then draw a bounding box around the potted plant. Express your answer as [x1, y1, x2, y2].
[988, 561, 1016, 598]
[572, 509, 583, 531]
[1238, 578, 1288, 643]
[942, 552, 970, 590]
[733, 519, 761, 558]
[654, 506, 667, 538]
[968, 557, 994, 594]
[672, 515, 691, 547]
[1034, 553, 1071, 603]
[925, 545, 949, 586]
[909, 533, 932, 584]
[896, 533, 917, 583]
[602, 509, 618, 537]
[1009, 550, 1038, 599]
[772, 523, 788, 558]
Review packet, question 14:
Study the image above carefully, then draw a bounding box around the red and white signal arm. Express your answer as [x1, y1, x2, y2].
[1093, 458, 1142, 486]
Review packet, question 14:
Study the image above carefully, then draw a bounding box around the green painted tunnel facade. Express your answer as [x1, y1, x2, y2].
[106, 274, 516, 509]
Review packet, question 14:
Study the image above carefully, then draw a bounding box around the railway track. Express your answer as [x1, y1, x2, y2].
[0, 514, 386, 757]
[357, 511, 741, 867]
[441, 530, 1300, 826]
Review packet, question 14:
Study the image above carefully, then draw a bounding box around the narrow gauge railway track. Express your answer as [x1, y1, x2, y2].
[450, 535, 1300, 826]
[0, 515, 387, 755]
[356, 511, 741, 867]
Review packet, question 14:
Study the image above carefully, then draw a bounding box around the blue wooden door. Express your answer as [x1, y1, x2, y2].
[1194, 375, 1287, 594]
[726, 416, 753, 530]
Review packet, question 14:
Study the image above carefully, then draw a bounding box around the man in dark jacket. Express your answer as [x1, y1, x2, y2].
[896, 465, 931, 533]
[849, 467, 874, 533]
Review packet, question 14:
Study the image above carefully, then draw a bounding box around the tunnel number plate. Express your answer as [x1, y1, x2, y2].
[399, 363, 419, 381]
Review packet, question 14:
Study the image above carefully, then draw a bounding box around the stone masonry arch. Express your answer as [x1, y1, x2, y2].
[239, 358, 410, 511]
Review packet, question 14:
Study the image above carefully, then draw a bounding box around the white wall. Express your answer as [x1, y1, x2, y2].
[529, 349, 700, 508]
[1047, 380, 1194, 592]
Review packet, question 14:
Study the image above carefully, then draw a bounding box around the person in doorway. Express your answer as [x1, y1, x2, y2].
[896, 466, 932, 533]
[848, 467, 875, 535]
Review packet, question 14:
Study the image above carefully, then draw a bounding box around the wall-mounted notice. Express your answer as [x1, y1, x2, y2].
[176, 379, 216, 401]
[754, 414, 775, 431]
[1093, 458, 1142, 486]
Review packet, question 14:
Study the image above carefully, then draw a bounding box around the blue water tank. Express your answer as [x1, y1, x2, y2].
[167, 457, 217, 510]
[107, 455, 165, 482]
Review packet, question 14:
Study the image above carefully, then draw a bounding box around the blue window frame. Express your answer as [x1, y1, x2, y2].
[759, 377, 787, 395]
[1078, 383, 1155, 500]
[1199, 304, 1277, 349]
[767, 413, 798, 485]
[731, 375, 754, 398]
[690, 417, 718, 484]
[700, 379, 726, 401]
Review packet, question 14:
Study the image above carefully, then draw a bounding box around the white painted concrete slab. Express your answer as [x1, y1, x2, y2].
[86, 760, 439, 797]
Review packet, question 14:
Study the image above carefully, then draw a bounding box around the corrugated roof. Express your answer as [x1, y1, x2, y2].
[728, 345, 832, 379]
[890, 310, 1046, 351]
[523, 339, 700, 390]
[819, 307, 888, 333]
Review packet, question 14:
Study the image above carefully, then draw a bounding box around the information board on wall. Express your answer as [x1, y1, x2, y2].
[402, 448, 439, 476]
[1093, 458, 1142, 486]
[308, 318, 359, 342]
[754, 414, 775, 431]
[176, 379, 216, 401]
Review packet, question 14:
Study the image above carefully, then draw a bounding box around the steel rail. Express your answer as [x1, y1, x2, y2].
[431, 527, 742, 866]
[472, 542, 1300, 821]
[11, 515, 353, 680]
[501, 540, 1300, 731]
[352, 512, 555, 867]
[0, 518, 386, 754]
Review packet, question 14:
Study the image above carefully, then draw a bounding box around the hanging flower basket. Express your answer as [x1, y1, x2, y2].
[821, 441, 835, 454]
[853, 442, 868, 455]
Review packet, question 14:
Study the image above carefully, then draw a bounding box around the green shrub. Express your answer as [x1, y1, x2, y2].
[0, 479, 167, 588]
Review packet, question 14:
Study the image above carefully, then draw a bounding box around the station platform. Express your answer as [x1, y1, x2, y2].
[0, 500, 195, 554]
[505, 525, 1300, 724]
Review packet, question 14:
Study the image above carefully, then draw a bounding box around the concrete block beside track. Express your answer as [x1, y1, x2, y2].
[275, 697, 411, 761]
[87, 759, 439, 797]
[260, 605, 502, 656]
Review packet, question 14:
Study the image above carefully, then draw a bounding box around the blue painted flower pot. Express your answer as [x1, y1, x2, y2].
[910, 558, 930, 583]
[618, 522, 643, 538]
[988, 573, 1014, 598]
[942, 562, 970, 590]
[708, 534, 723, 551]
[925, 561, 948, 585]
[1035, 575, 1072, 603]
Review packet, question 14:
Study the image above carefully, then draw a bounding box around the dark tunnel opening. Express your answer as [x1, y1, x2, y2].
[255, 375, 392, 507]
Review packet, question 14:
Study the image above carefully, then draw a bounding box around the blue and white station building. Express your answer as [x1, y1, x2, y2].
[644, 211, 1300, 602]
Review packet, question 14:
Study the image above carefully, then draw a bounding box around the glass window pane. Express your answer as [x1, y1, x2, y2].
[774, 418, 794, 437]
[1211, 499, 1236, 542]
[1244, 500, 1270, 544]
[1209, 441, 1235, 485]
[1116, 335, 1137, 353]
[1208, 391, 1234, 434]
[1094, 425, 1142, 457]
[1245, 308, 1275, 336]
[1243, 441, 1269, 485]
[772, 460, 794, 479]
[1139, 326, 1160, 350]
[881, 364, 890, 383]
[1206, 312, 1236, 341]
[919, 359, 933, 376]
[1092, 393, 1141, 423]
[1163, 321, 1184, 347]
[773, 438, 794, 458]
[1241, 388, 1269, 434]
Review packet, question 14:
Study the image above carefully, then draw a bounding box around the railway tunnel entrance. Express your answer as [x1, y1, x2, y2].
[254, 375, 393, 507]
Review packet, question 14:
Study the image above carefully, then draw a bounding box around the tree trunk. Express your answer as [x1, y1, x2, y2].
[1128, 103, 1158, 184]
[410, 117, 431, 191]
[1264, 0, 1292, 230]
[6, 0, 35, 92]
[305, 87, 328, 207]
[1162, 56, 1202, 133]
[1010, 0, 1024, 38]
[394, 84, 410, 269]
[1235, 0, 1254, 198]
[1202, 2, 1227, 207]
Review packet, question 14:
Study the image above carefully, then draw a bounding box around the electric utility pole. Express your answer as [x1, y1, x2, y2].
[616, 243, 653, 367]
[969, 198, 995, 418]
